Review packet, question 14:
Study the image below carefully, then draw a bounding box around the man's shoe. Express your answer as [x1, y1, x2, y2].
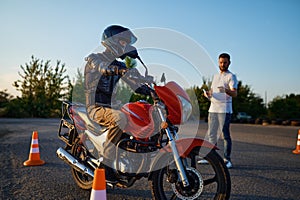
[225, 160, 233, 169]
[198, 159, 209, 164]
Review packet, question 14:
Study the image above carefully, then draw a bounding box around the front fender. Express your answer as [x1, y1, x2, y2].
[162, 137, 218, 157]
[148, 137, 218, 177]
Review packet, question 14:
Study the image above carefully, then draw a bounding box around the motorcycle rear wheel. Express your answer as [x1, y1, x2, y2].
[70, 139, 93, 190]
[150, 147, 231, 200]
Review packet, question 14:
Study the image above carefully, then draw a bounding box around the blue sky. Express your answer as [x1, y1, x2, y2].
[0, 0, 299, 103]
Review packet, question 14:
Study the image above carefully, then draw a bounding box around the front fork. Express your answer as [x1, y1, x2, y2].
[156, 105, 190, 187]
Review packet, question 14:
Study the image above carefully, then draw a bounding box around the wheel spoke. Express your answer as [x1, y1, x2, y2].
[203, 175, 217, 186]
[83, 174, 89, 181]
[170, 193, 177, 200]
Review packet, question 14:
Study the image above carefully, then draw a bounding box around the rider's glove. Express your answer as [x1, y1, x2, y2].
[100, 66, 128, 76]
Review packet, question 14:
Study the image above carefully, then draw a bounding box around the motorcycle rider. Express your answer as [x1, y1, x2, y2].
[84, 25, 151, 182]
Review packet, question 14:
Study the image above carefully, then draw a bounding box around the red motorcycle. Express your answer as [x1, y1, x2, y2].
[56, 62, 231, 199]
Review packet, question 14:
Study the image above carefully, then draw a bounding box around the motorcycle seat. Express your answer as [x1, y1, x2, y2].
[73, 106, 108, 135]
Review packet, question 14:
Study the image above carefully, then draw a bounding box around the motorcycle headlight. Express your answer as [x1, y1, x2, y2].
[177, 95, 192, 123]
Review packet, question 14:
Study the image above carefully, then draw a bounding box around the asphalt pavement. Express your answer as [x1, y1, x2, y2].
[0, 118, 299, 199]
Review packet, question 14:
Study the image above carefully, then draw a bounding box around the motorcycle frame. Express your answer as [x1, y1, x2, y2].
[57, 99, 218, 188]
[58, 101, 78, 149]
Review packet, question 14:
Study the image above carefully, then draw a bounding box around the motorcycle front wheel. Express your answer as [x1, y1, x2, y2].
[70, 139, 93, 190]
[149, 147, 231, 200]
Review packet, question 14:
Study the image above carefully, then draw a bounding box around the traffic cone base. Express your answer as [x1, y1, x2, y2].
[90, 168, 107, 200]
[23, 131, 45, 166]
[23, 159, 45, 166]
[293, 149, 300, 154]
[292, 130, 300, 155]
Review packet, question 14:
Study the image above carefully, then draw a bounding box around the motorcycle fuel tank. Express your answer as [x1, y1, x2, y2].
[121, 101, 155, 139]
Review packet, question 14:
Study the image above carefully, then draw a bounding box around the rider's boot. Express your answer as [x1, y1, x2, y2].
[102, 160, 118, 184]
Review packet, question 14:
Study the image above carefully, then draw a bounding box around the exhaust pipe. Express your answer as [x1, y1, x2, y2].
[56, 147, 94, 177]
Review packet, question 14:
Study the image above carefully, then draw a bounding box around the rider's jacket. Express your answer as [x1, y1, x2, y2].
[84, 50, 149, 111]
[84, 50, 127, 110]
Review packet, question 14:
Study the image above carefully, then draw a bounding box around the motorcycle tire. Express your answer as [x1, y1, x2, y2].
[149, 147, 231, 200]
[70, 139, 93, 190]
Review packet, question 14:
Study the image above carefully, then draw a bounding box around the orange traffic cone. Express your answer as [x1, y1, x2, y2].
[23, 131, 45, 166]
[293, 130, 300, 154]
[90, 168, 107, 200]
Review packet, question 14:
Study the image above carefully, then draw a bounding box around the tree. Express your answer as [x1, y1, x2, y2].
[186, 79, 266, 121]
[70, 68, 85, 103]
[232, 81, 266, 119]
[13, 56, 71, 117]
[186, 78, 211, 120]
[0, 89, 13, 108]
[0, 89, 13, 117]
[268, 94, 300, 120]
[124, 56, 137, 69]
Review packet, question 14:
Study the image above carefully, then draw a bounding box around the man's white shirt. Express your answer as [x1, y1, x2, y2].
[209, 70, 238, 114]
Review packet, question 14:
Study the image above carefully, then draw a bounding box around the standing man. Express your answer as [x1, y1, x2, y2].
[203, 53, 238, 168]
